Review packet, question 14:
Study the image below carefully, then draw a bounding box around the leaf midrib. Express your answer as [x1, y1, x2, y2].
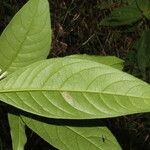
[0, 88, 149, 100]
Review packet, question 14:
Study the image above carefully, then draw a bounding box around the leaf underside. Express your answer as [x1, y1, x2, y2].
[67, 55, 124, 70]
[100, 4, 142, 26]
[22, 116, 122, 150]
[21, 55, 124, 150]
[0, 0, 51, 150]
[0, 0, 124, 149]
[0, 57, 150, 119]
[0, 0, 51, 74]
[8, 114, 27, 150]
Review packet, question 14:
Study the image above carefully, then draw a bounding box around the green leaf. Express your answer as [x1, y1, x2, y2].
[0, 0, 51, 74]
[137, 0, 150, 19]
[137, 29, 150, 73]
[22, 116, 122, 150]
[100, 4, 142, 26]
[0, 57, 150, 119]
[0, 1, 51, 150]
[8, 114, 27, 150]
[67, 55, 124, 70]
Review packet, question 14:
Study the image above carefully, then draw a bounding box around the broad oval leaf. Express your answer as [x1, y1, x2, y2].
[0, 0, 51, 74]
[22, 116, 122, 150]
[0, 57, 150, 119]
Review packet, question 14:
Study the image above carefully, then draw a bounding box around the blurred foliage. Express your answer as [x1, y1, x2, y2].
[0, 0, 150, 150]
[136, 30, 150, 81]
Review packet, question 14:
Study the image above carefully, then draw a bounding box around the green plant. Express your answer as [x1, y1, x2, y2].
[100, 0, 150, 26]
[100, 0, 150, 80]
[136, 29, 150, 80]
[0, 0, 150, 149]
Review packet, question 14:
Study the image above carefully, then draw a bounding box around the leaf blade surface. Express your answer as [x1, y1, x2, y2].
[0, 58, 150, 119]
[67, 55, 124, 70]
[100, 4, 142, 26]
[8, 114, 27, 150]
[22, 116, 122, 150]
[0, 0, 51, 74]
[137, 29, 150, 73]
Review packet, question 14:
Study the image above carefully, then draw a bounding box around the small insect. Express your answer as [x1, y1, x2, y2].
[100, 135, 106, 142]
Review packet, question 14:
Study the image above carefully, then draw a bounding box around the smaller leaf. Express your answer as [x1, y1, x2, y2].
[0, 57, 150, 119]
[0, 0, 51, 74]
[67, 54, 124, 70]
[22, 116, 122, 150]
[100, 4, 142, 26]
[137, 0, 150, 19]
[8, 114, 27, 150]
[137, 30, 150, 73]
